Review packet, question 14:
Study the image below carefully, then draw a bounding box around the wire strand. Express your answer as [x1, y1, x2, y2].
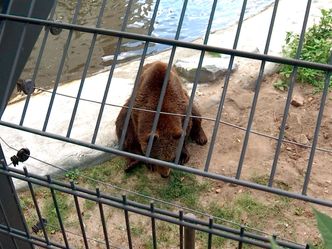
[27, 217, 122, 249]
[31, 87, 332, 154]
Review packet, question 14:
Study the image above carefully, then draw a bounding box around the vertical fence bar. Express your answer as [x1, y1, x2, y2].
[269, 0, 312, 186]
[204, 0, 248, 172]
[66, 0, 108, 138]
[118, 0, 162, 150]
[42, 0, 82, 132]
[71, 181, 89, 249]
[302, 53, 332, 195]
[184, 213, 195, 249]
[96, 188, 110, 249]
[47, 175, 69, 248]
[122, 195, 133, 249]
[145, 0, 189, 158]
[174, 0, 218, 164]
[150, 202, 157, 249]
[179, 210, 184, 249]
[19, 1, 57, 126]
[91, 0, 135, 144]
[238, 226, 244, 249]
[207, 217, 213, 249]
[235, 0, 280, 179]
[0, 144, 34, 249]
[23, 167, 49, 245]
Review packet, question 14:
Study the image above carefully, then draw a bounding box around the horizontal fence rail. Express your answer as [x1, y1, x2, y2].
[0, 161, 308, 249]
[0, 13, 332, 73]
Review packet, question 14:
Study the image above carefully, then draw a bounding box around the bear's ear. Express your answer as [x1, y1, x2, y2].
[146, 132, 159, 144]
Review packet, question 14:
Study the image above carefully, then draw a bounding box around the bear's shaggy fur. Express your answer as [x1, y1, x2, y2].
[116, 61, 207, 177]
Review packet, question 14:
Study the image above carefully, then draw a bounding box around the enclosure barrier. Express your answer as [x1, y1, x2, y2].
[0, 145, 308, 249]
[0, 0, 331, 248]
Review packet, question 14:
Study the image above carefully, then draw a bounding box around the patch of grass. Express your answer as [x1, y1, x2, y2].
[82, 157, 127, 187]
[19, 193, 34, 211]
[196, 231, 226, 249]
[42, 191, 71, 232]
[65, 168, 81, 184]
[250, 174, 269, 185]
[143, 240, 154, 249]
[131, 223, 145, 237]
[208, 201, 236, 222]
[250, 174, 291, 191]
[236, 193, 270, 218]
[157, 170, 208, 208]
[83, 199, 96, 211]
[18, 193, 37, 230]
[279, 8, 332, 90]
[157, 222, 178, 246]
[207, 192, 275, 230]
[127, 168, 208, 209]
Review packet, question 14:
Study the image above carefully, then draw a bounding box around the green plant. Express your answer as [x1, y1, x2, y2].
[313, 209, 332, 249]
[278, 8, 332, 90]
[207, 51, 222, 58]
[271, 237, 282, 249]
[42, 191, 70, 232]
[65, 168, 81, 183]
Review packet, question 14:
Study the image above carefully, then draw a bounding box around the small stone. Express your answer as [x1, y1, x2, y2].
[296, 134, 309, 145]
[308, 97, 314, 102]
[215, 188, 221, 194]
[286, 147, 292, 151]
[291, 94, 304, 107]
[323, 132, 329, 139]
[174, 55, 238, 83]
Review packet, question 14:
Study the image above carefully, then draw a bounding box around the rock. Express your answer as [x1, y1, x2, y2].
[323, 132, 329, 139]
[295, 134, 309, 145]
[239, 62, 280, 91]
[215, 188, 221, 194]
[291, 94, 304, 107]
[174, 55, 238, 83]
[264, 62, 280, 76]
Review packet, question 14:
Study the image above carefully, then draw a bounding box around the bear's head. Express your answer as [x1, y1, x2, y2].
[138, 113, 184, 178]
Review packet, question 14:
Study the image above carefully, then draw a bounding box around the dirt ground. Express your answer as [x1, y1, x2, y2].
[192, 67, 332, 203]
[191, 63, 332, 201]
[184, 61, 332, 246]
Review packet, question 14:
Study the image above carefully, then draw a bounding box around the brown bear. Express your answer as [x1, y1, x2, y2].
[115, 61, 207, 177]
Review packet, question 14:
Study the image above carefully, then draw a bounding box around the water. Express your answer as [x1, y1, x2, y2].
[22, 0, 274, 89]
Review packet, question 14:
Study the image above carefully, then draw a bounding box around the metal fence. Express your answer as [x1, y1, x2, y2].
[0, 145, 309, 249]
[0, 0, 331, 248]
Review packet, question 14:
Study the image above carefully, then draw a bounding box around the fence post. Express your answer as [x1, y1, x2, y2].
[184, 213, 196, 249]
[0, 143, 34, 249]
[0, 0, 55, 118]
